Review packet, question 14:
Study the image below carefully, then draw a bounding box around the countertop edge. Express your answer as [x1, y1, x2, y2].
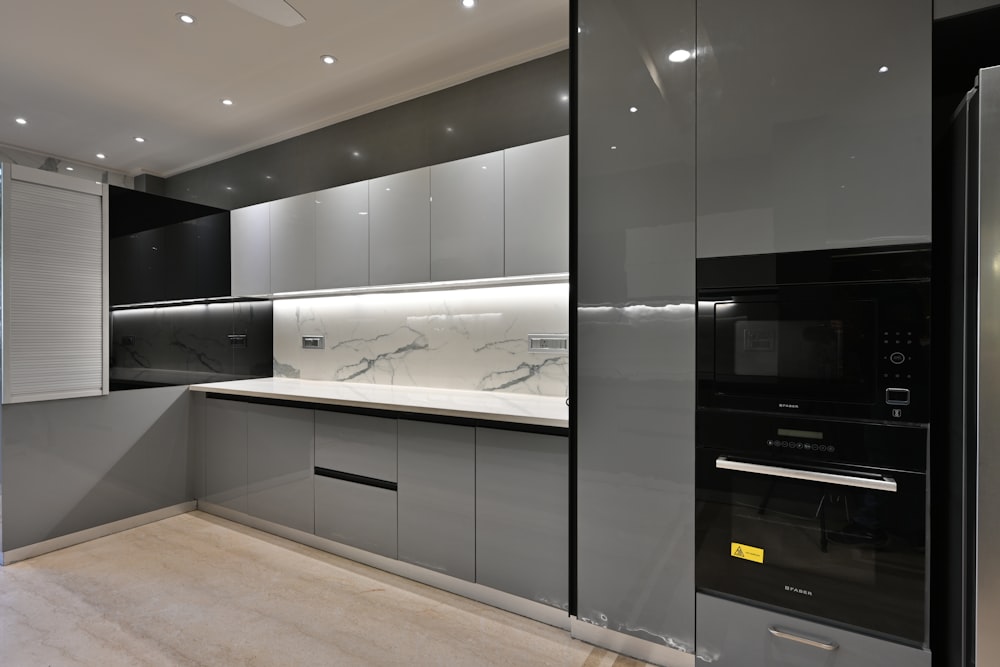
[188, 383, 569, 430]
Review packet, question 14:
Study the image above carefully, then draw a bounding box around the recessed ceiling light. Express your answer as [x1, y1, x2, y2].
[878, 65, 889, 73]
[321, 55, 337, 65]
[225, 186, 233, 191]
[134, 137, 145, 143]
[96, 153, 106, 159]
[461, 0, 476, 7]
[352, 151, 361, 157]
[359, 211, 368, 216]
[221, 98, 234, 106]
[668, 49, 692, 63]
[15, 117, 26, 125]
[611, 146, 617, 150]
[629, 106, 638, 113]
[176, 13, 195, 24]
[65, 166, 74, 171]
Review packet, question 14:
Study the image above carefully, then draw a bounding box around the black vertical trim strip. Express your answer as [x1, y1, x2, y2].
[568, 0, 579, 620]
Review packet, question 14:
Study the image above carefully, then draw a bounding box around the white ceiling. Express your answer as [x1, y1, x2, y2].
[0, 0, 568, 178]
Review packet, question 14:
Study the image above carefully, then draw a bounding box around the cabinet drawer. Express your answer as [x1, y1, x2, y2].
[696, 593, 930, 667]
[315, 411, 397, 482]
[315, 476, 397, 558]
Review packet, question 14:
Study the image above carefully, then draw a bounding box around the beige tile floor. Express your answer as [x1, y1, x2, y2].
[0, 511, 651, 666]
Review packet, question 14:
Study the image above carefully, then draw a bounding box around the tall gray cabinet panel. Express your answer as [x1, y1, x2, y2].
[504, 136, 570, 276]
[230, 202, 270, 296]
[269, 193, 316, 293]
[315, 181, 370, 289]
[369, 168, 430, 285]
[475, 428, 568, 609]
[204, 399, 248, 512]
[577, 0, 696, 655]
[397, 420, 475, 581]
[430, 151, 504, 281]
[696, 0, 931, 257]
[246, 403, 314, 534]
[695, 594, 931, 667]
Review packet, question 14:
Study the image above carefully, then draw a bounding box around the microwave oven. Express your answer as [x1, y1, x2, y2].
[696, 245, 931, 424]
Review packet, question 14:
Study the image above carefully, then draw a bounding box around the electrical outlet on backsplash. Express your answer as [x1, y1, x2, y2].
[272, 282, 569, 396]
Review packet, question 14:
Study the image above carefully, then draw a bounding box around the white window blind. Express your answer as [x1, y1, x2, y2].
[3, 168, 107, 403]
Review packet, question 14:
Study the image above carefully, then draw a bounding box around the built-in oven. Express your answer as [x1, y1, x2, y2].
[697, 245, 931, 423]
[695, 410, 929, 646]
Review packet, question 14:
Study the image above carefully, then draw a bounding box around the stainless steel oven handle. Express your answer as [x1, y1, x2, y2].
[716, 457, 897, 492]
[767, 626, 839, 651]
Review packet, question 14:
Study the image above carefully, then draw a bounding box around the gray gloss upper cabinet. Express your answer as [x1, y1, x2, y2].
[696, 0, 931, 257]
[369, 168, 430, 285]
[230, 202, 270, 296]
[504, 136, 569, 275]
[430, 151, 504, 281]
[269, 192, 316, 293]
[315, 181, 370, 289]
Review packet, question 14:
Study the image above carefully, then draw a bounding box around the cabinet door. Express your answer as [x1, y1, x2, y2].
[696, 593, 931, 667]
[430, 151, 504, 281]
[504, 137, 569, 276]
[476, 428, 568, 608]
[315, 411, 397, 481]
[246, 404, 314, 533]
[316, 181, 370, 289]
[204, 399, 247, 513]
[315, 476, 397, 558]
[397, 420, 475, 581]
[269, 192, 316, 293]
[369, 168, 430, 285]
[230, 202, 270, 296]
[696, 0, 931, 257]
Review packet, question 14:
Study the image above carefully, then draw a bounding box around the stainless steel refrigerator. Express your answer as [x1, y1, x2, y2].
[947, 63, 1000, 667]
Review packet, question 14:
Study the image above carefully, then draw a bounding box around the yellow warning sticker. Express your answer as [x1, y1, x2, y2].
[731, 542, 765, 563]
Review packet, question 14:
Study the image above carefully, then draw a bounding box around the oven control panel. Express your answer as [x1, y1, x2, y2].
[766, 438, 835, 454]
[878, 325, 925, 421]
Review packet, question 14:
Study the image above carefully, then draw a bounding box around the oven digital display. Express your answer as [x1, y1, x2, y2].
[777, 428, 823, 440]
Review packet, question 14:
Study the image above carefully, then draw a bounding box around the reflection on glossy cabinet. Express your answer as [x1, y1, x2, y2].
[204, 399, 247, 513]
[504, 136, 569, 276]
[316, 181, 370, 289]
[695, 594, 931, 667]
[314, 476, 397, 558]
[430, 151, 504, 281]
[246, 403, 314, 534]
[231, 202, 270, 296]
[269, 193, 316, 293]
[696, 0, 931, 257]
[397, 420, 475, 581]
[370, 168, 430, 285]
[475, 428, 568, 608]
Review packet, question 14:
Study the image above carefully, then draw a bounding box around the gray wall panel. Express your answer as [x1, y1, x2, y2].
[164, 53, 569, 211]
[0, 386, 191, 551]
[577, 0, 696, 652]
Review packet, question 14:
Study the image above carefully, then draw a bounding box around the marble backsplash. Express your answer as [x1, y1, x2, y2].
[273, 283, 569, 396]
[111, 301, 273, 388]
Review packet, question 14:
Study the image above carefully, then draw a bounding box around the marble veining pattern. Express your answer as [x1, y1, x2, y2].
[0, 512, 652, 666]
[273, 283, 569, 396]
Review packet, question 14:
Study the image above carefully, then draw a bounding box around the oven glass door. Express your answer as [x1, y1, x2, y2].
[711, 294, 877, 405]
[695, 448, 927, 645]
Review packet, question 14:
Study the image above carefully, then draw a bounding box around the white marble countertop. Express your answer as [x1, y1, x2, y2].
[189, 378, 568, 429]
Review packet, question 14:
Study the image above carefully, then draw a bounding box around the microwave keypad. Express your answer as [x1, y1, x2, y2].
[881, 329, 915, 382]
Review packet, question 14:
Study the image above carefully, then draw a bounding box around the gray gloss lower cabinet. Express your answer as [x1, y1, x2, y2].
[204, 398, 248, 512]
[397, 420, 475, 581]
[245, 404, 314, 534]
[695, 594, 931, 667]
[475, 428, 568, 608]
[314, 477, 397, 558]
[314, 411, 398, 558]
